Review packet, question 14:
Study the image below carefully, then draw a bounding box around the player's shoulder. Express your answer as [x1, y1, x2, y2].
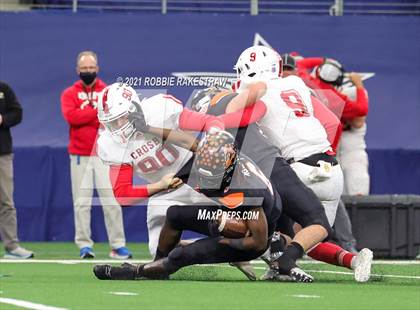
[141, 93, 182, 106]
[282, 75, 307, 88]
[97, 131, 133, 165]
[141, 93, 183, 115]
[140, 93, 184, 128]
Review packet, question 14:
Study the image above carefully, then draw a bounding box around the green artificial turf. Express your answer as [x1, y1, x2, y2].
[0, 242, 419, 310]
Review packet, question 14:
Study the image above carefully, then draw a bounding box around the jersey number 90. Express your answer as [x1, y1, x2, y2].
[137, 144, 180, 173]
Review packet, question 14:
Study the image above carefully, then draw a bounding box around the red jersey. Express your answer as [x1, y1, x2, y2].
[61, 79, 107, 155]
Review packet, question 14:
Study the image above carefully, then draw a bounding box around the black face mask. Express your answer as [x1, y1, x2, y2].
[79, 72, 97, 85]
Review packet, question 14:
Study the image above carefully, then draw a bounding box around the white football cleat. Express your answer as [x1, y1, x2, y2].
[353, 248, 373, 282]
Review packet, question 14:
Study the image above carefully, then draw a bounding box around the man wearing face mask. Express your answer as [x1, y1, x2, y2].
[61, 51, 131, 259]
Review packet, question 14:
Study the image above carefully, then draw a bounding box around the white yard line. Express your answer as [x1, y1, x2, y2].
[109, 292, 139, 296]
[291, 294, 321, 298]
[0, 298, 68, 310]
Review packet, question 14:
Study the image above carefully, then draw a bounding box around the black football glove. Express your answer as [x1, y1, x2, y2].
[128, 101, 149, 133]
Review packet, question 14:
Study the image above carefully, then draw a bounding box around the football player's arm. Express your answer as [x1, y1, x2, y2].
[219, 100, 267, 127]
[0, 83, 22, 128]
[179, 108, 225, 132]
[225, 82, 267, 113]
[341, 73, 369, 120]
[296, 57, 324, 70]
[61, 89, 98, 126]
[311, 96, 342, 153]
[110, 164, 182, 206]
[218, 207, 268, 252]
[148, 126, 198, 152]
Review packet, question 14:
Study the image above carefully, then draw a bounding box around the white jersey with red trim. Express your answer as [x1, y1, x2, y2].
[97, 94, 192, 183]
[257, 76, 331, 160]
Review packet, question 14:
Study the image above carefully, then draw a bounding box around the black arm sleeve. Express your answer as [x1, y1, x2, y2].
[0, 83, 23, 128]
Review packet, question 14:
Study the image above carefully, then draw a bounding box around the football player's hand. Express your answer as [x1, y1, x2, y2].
[349, 72, 363, 88]
[159, 173, 183, 190]
[128, 102, 149, 133]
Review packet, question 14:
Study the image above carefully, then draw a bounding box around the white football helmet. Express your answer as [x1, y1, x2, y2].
[234, 46, 282, 85]
[97, 83, 141, 144]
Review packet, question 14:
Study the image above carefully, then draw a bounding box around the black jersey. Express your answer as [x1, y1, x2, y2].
[205, 92, 280, 165]
[197, 155, 281, 237]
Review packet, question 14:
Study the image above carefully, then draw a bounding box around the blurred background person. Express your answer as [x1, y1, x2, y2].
[295, 55, 370, 195]
[0, 81, 33, 259]
[61, 51, 131, 259]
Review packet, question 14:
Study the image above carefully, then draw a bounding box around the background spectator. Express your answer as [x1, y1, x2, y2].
[61, 51, 131, 259]
[0, 81, 33, 259]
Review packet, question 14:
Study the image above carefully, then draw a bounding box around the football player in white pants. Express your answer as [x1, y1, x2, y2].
[96, 84, 215, 257]
[232, 46, 372, 282]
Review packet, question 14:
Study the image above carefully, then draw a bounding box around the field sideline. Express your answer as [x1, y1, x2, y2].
[1, 243, 419, 310]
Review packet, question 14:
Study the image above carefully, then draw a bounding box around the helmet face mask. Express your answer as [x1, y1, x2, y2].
[98, 83, 140, 144]
[234, 46, 282, 84]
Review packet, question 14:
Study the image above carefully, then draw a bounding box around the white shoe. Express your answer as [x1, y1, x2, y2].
[4, 246, 34, 259]
[353, 248, 373, 282]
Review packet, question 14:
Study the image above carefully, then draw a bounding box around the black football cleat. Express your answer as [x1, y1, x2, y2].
[93, 264, 137, 280]
[93, 264, 113, 280]
[289, 267, 314, 283]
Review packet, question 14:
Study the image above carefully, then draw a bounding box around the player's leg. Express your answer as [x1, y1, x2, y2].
[70, 155, 94, 256]
[94, 156, 128, 257]
[307, 241, 373, 282]
[291, 162, 373, 282]
[156, 204, 221, 256]
[331, 199, 358, 253]
[261, 158, 331, 281]
[94, 235, 267, 281]
[147, 184, 217, 258]
[265, 158, 332, 250]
